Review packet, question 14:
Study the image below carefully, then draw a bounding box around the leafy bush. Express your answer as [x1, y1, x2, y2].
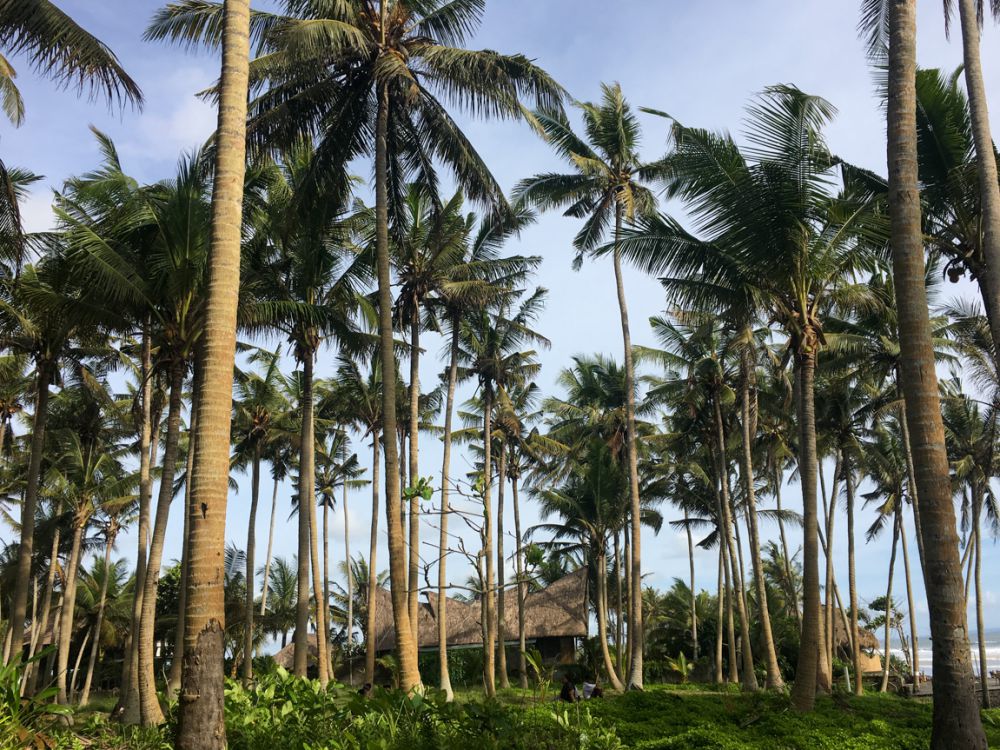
[0, 651, 72, 749]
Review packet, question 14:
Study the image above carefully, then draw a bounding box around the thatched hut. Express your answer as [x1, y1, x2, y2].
[371, 568, 588, 664]
[824, 606, 882, 673]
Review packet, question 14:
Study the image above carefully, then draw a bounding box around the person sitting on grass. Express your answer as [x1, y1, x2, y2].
[590, 678, 604, 699]
[559, 673, 579, 703]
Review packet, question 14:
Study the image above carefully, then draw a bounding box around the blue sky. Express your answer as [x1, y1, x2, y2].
[2, 1, 998, 651]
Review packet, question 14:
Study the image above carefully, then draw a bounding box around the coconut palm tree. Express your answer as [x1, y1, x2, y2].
[75, 556, 132, 706]
[260, 555, 298, 648]
[148, 0, 563, 692]
[860, 1, 986, 743]
[515, 83, 662, 687]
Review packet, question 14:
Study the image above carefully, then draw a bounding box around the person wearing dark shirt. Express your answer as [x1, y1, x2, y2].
[559, 673, 579, 703]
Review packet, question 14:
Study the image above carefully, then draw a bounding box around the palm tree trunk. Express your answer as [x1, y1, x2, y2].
[120, 329, 154, 720]
[70, 625, 91, 703]
[408, 307, 421, 646]
[714, 545, 724, 684]
[7, 362, 52, 666]
[243, 445, 262, 683]
[774, 468, 799, 627]
[790, 345, 825, 710]
[24, 500, 62, 694]
[886, 2, 985, 744]
[301, 354, 330, 686]
[596, 551, 625, 691]
[168, 408, 196, 698]
[438, 321, 459, 699]
[343, 479, 352, 665]
[511, 473, 527, 690]
[722, 538, 738, 684]
[323, 493, 330, 672]
[374, 65, 418, 690]
[80, 531, 115, 706]
[898, 504, 920, 685]
[613, 531, 623, 670]
[612, 208, 644, 690]
[365, 430, 381, 687]
[896, 384, 926, 572]
[739, 352, 782, 688]
[958, 0, 1000, 359]
[623, 525, 632, 677]
[482, 387, 496, 697]
[846, 464, 863, 695]
[175, 3, 250, 740]
[496, 443, 509, 689]
[260, 476, 279, 617]
[138, 360, 185, 726]
[820, 458, 839, 678]
[684, 509, 698, 661]
[880, 511, 900, 693]
[713, 400, 757, 691]
[294, 371, 312, 678]
[973, 489, 990, 708]
[56, 521, 85, 704]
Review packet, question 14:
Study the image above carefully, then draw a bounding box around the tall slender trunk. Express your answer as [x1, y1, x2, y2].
[623, 525, 633, 677]
[820, 459, 838, 677]
[365, 431, 381, 687]
[774, 469, 799, 627]
[511, 473, 527, 690]
[714, 545, 724, 684]
[790, 346, 825, 710]
[120, 331, 154, 720]
[301, 354, 329, 686]
[880, 511, 900, 693]
[323, 492, 330, 673]
[438, 321, 459, 699]
[885, 2, 985, 744]
[139, 360, 186, 726]
[294, 370, 311, 678]
[374, 67, 418, 690]
[55, 520, 85, 704]
[896, 386, 926, 572]
[24, 500, 62, 694]
[846, 464, 863, 695]
[958, 0, 1000, 359]
[482, 387, 496, 697]
[972, 488, 990, 708]
[260, 476, 279, 616]
[343, 480, 352, 660]
[613, 531, 623, 670]
[899, 505, 920, 685]
[496, 443, 509, 689]
[169, 404, 197, 697]
[739, 352, 782, 688]
[684, 509, 698, 661]
[595, 551, 625, 691]
[175, 3, 250, 741]
[611, 208, 643, 689]
[722, 535, 738, 683]
[70, 625, 91, 703]
[407, 307, 420, 646]
[243, 445, 262, 683]
[7, 362, 52, 666]
[713, 400, 757, 691]
[80, 531, 115, 706]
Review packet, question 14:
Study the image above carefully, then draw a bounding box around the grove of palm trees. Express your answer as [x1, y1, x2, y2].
[1, 1, 999, 749]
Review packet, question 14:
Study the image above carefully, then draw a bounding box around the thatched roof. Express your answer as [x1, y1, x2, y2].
[273, 634, 321, 669]
[372, 568, 588, 652]
[823, 606, 880, 651]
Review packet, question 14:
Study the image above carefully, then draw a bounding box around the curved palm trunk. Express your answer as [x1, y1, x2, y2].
[898, 506, 919, 686]
[739, 355, 782, 689]
[972, 490, 990, 708]
[496, 444, 509, 689]
[138, 360, 185, 726]
[438, 322, 459, 699]
[120, 332, 154, 721]
[880, 511, 900, 693]
[511, 474, 527, 690]
[595, 551, 625, 691]
[260, 476, 279, 617]
[790, 347, 825, 710]
[713, 400, 757, 691]
[70, 625, 91, 702]
[7, 362, 52, 667]
[886, 2, 985, 744]
[243, 445, 262, 683]
[80, 530, 115, 706]
[684, 510, 698, 661]
[301, 355, 330, 686]
[175, 4, 250, 741]
[846, 465, 863, 695]
[407, 307, 421, 645]
[24, 501, 62, 695]
[612, 212, 644, 690]
[481, 387, 496, 697]
[374, 74, 419, 691]
[365, 431, 380, 687]
[56, 520, 85, 704]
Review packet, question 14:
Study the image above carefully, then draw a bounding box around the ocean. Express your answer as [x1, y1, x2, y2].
[888, 629, 1000, 676]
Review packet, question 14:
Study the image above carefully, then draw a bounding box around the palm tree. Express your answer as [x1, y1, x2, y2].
[148, 0, 562, 692]
[459, 287, 548, 695]
[616, 85, 879, 707]
[232, 349, 289, 682]
[515, 83, 661, 687]
[260, 556, 297, 648]
[167, 0, 251, 743]
[76, 556, 132, 706]
[861, 1, 986, 743]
